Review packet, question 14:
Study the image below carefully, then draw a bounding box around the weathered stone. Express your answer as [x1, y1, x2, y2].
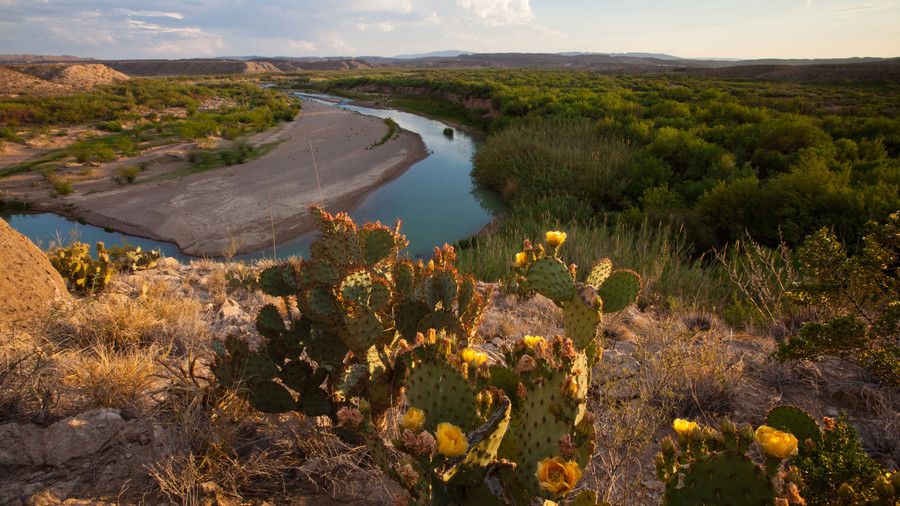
[0, 423, 45, 466]
[43, 409, 125, 467]
[0, 218, 70, 327]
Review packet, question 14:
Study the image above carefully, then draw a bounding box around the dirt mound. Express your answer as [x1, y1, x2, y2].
[0, 218, 69, 327]
[13, 63, 129, 88]
[0, 66, 68, 96]
[243, 61, 282, 74]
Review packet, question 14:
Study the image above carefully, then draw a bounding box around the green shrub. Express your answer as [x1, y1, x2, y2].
[48, 241, 113, 294]
[47, 176, 73, 196]
[776, 213, 899, 385]
[115, 165, 141, 184]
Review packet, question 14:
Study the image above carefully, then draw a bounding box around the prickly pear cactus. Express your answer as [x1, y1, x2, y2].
[514, 234, 641, 352]
[48, 241, 114, 294]
[656, 419, 803, 506]
[213, 206, 490, 428]
[496, 336, 594, 502]
[765, 405, 822, 449]
[666, 451, 775, 506]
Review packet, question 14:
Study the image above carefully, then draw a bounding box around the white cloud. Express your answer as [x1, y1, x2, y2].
[118, 9, 184, 20]
[833, 2, 893, 14]
[456, 0, 534, 25]
[287, 39, 317, 51]
[126, 19, 201, 35]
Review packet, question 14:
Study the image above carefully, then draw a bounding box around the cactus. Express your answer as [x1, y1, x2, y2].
[213, 206, 489, 428]
[765, 405, 822, 449]
[48, 241, 114, 294]
[107, 243, 160, 272]
[665, 451, 775, 506]
[495, 337, 593, 502]
[656, 418, 805, 506]
[212, 221, 646, 505]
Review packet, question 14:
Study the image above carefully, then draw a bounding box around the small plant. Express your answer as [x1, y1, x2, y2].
[776, 213, 899, 385]
[107, 243, 160, 272]
[48, 241, 114, 294]
[443, 127, 455, 138]
[115, 165, 142, 184]
[369, 117, 399, 148]
[47, 176, 74, 196]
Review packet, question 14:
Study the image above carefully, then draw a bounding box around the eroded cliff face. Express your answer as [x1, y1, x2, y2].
[0, 218, 69, 326]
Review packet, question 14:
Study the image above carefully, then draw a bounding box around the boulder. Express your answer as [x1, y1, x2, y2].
[0, 218, 69, 327]
[43, 409, 125, 467]
[0, 422, 45, 466]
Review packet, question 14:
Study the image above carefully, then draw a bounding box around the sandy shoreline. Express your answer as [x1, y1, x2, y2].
[8, 101, 428, 256]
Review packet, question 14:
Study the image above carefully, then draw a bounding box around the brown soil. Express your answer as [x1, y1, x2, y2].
[0, 218, 69, 326]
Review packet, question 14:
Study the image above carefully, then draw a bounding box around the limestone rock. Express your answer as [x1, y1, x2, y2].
[43, 409, 125, 467]
[0, 218, 71, 327]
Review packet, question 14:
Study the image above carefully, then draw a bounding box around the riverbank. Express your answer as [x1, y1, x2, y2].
[1, 101, 428, 256]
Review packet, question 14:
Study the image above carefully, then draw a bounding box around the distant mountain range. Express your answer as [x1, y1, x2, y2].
[2, 52, 898, 82]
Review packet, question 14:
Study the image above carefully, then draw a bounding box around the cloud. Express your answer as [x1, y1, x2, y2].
[126, 19, 201, 35]
[833, 2, 894, 13]
[456, 0, 534, 25]
[118, 9, 184, 20]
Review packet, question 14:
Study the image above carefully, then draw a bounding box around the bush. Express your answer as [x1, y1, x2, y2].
[776, 213, 899, 385]
[47, 176, 74, 196]
[115, 165, 141, 184]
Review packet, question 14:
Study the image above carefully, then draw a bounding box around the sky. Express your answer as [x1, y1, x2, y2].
[0, 0, 898, 60]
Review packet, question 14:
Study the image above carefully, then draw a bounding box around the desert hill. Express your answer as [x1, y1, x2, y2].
[0, 63, 128, 96]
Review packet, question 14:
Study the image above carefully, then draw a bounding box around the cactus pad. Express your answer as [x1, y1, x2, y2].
[664, 451, 775, 506]
[586, 259, 613, 290]
[406, 359, 477, 431]
[597, 270, 641, 313]
[562, 294, 602, 351]
[395, 301, 430, 340]
[247, 380, 295, 413]
[765, 405, 821, 447]
[341, 309, 383, 355]
[359, 225, 398, 265]
[417, 310, 465, 337]
[259, 265, 296, 297]
[527, 257, 576, 304]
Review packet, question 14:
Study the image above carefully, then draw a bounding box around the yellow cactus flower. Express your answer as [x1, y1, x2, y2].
[435, 422, 468, 457]
[522, 335, 546, 348]
[754, 425, 798, 459]
[400, 407, 425, 432]
[515, 251, 528, 268]
[545, 231, 567, 248]
[461, 348, 488, 367]
[427, 259, 435, 270]
[535, 457, 582, 496]
[672, 418, 699, 437]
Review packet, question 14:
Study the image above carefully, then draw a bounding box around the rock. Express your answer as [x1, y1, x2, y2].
[156, 257, 180, 271]
[0, 423, 45, 466]
[0, 218, 70, 327]
[26, 480, 77, 506]
[218, 298, 243, 322]
[43, 409, 125, 467]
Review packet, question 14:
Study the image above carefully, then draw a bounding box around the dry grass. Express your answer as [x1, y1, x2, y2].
[46, 279, 209, 353]
[0, 326, 60, 422]
[60, 344, 163, 416]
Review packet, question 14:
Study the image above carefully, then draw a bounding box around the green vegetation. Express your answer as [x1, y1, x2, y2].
[48, 241, 161, 295]
[178, 141, 280, 177]
[0, 77, 300, 179]
[115, 165, 142, 184]
[313, 70, 899, 253]
[47, 176, 73, 196]
[656, 406, 898, 505]
[213, 208, 640, 504]
[370, 117, 399, 148]
[776, 212, 899, 385]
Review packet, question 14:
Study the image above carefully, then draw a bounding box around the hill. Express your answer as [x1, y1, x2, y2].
[0, 63, 128, 96]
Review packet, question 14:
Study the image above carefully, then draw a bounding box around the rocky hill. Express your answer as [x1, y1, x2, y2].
[0, 63, 128, 96]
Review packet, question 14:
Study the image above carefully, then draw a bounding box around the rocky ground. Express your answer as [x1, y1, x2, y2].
[1, 253, 897, 505]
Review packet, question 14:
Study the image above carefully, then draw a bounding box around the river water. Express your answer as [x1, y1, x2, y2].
[3, 93, 503, 260]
